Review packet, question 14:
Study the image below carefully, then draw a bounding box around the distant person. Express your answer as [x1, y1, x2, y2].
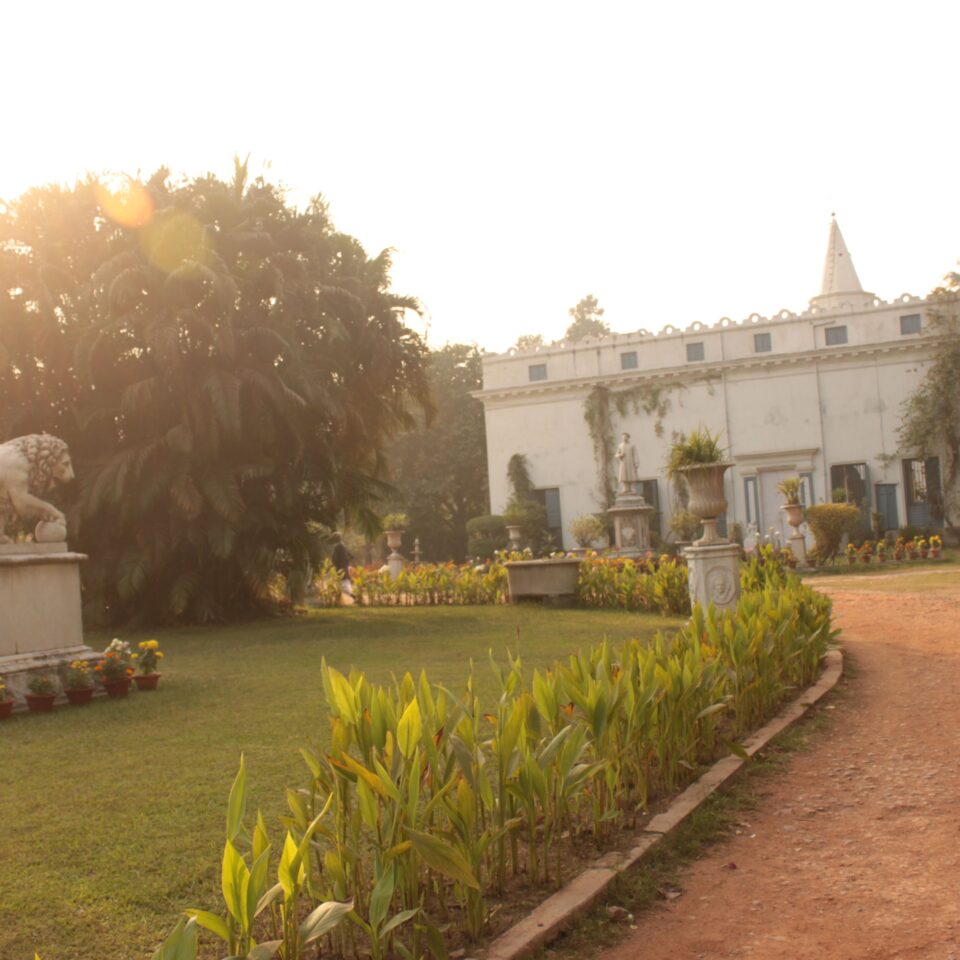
[331, 532, 353, 599]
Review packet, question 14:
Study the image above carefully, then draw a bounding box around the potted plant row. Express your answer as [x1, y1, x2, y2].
[0, 638, 165, 718]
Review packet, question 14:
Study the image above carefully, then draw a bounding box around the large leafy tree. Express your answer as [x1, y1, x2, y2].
[0, 161, 430, 623]
[384, 344, 488, 561]
[898, 270, 960, 528]
[564, 293, 609, 341]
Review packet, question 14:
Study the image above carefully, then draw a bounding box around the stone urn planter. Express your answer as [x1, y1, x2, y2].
[504, 558, 581, 606]
[781, 502, 804, 532]
[679, 463, 732, 545]
[505, 524, 523, 550]
[134, 673, 161, 691]
[385, 530, 403, 552]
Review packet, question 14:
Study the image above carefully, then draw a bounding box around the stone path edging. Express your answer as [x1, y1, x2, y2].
[481, 648, 844, 960]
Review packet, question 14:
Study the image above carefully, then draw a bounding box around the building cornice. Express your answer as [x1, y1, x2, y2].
[483, 293, 949, 366]
[476, 336, 939, 407]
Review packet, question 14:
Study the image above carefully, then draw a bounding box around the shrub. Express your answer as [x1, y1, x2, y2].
[569, 514, 607, 548]
[805, 503, 860, 562]
[466, 515, 508, 560]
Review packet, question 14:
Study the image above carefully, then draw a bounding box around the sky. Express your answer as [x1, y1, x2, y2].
[5, 1, 958, 353]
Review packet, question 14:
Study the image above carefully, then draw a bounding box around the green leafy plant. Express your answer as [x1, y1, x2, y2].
[666, 427, 726, 479]
[96, 638, 134, 682]
[64, 661, 93, 690]
[28, 675, 56, 696]
[382, 513, 410, 532]
[569, 514, 607, 548]
[776, 476, 802, 505]
[805, 503, 860, 563]
[133, 639, 164, 674]
[669, 510, 701, 542]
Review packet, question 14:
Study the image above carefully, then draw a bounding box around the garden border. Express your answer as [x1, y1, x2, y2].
[482, 647, 844, 960]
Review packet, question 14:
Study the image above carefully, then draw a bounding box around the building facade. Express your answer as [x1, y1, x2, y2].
[478, 220, 947, 550]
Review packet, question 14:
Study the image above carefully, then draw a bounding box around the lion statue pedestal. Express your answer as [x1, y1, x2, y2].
[0, 434, 98, 705]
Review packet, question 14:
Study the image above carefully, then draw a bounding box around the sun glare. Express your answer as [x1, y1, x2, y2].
[95, 176, 154, 228]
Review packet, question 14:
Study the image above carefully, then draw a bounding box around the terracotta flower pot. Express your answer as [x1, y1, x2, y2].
[25, 693, 57, 713]
[134, 673, 161, 691]
[0, 699, 14, 719]
[860, 555, 871, 563]
[103, 678, 132, 698]
[930, 547, 942, 559]
[65, 686, 95, 706]
[920, 549, 929, 559]
[847, 556, 856, 565]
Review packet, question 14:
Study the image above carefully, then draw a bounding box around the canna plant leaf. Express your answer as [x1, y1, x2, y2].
[226, 755, 247, 843]
[404, 827, 481, 890]
[298, 898, 354, 948]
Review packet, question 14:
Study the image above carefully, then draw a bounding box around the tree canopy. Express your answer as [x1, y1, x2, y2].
[564, 294, 609, 341]
[898, 270, 960, 527]
[384, 344, 488, 561]
[0, 161, 431, 623]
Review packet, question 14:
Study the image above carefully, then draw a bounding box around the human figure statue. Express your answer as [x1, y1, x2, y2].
[615, 432, 639, 494]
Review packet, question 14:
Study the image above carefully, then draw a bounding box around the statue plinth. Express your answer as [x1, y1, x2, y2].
[607, 492, 654, 557]
[685, 540, 741, 613]
[0, 542, 97, 703]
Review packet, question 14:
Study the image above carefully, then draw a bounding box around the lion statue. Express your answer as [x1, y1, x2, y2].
[0, 434, 75, 543]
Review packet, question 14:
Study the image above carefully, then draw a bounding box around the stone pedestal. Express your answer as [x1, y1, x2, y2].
[787, 533, 807, 566]
[685, 541, 741, 613]
[607, 493, 654, 557]
[0, 543, 95, 702]
[385, 530, 404, 580]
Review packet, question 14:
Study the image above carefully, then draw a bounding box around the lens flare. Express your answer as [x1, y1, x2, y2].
[139, 210, 210, 275]
[95, 176, 154, 228]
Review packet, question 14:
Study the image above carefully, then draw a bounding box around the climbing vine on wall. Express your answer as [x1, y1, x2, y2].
[583, 375, 719, 507]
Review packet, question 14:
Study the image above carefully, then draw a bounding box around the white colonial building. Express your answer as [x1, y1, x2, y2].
[478, 219, 948, 550]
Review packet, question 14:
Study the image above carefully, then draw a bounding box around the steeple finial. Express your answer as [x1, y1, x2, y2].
[809, 216, 874, 310]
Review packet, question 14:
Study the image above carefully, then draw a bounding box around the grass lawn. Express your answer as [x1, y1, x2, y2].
[0, 605, 681, 960]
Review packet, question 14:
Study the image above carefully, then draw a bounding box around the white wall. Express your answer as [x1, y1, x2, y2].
[481, 296, 941, 550]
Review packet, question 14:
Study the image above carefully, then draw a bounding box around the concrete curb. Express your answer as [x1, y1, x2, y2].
[482, 648, 844, 960]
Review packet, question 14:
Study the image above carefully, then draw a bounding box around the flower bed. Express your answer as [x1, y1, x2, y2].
[155, 576, 834, 960]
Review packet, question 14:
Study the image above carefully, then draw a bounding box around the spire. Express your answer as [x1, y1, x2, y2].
[809, 215, 875, 310]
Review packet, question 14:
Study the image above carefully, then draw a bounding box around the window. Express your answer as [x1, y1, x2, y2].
[830, 463, 868, 506]
[754, 332, 772, 353]
[531, 487, 562, 546]
[899, 313, 921, 335]
[799, 472, 814, 505]
[620, 351, 638, 370]
[903, 457, 942, 528]
[686, 342, 705, 362]
[743, 476, 760, 528]
[528, 363, 547, 382]
[875, 483, 899, 532]
[825, 325, 848, 346]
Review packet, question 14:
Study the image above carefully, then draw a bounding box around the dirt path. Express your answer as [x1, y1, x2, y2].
[600, 581, 960, 960]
